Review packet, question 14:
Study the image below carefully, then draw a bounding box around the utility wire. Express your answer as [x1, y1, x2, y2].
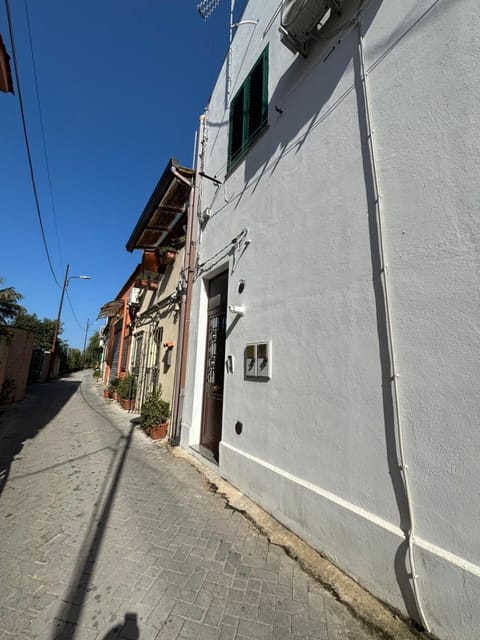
[4, 0, 61, 288]
[24, 0, 64, 272]
[66, 289, 85, 331]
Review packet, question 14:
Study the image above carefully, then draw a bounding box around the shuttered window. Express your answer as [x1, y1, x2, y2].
[228, 47, 268, 167]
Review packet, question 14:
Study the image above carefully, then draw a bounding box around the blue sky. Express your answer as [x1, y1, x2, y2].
[0, 1, 244, 349]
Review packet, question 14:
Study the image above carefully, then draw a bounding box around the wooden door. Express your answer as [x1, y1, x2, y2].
[200, 272, 228, 460]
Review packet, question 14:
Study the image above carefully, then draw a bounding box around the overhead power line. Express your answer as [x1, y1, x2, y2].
[66, 289, 85, 331]
[4, 0, 61, 288]
[24, 0, 64, 272]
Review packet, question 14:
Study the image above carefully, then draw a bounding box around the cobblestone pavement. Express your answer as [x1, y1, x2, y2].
[0, 371, 382, 640]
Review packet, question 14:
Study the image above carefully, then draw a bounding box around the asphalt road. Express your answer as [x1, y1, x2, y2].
[0, 371, 380, 640]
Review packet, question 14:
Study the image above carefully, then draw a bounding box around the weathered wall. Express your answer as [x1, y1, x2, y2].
[0, 334, 8, 390]
[182, 1, 480, 638]
[131, 249, 185, 411]
[1, 327, 34, 402]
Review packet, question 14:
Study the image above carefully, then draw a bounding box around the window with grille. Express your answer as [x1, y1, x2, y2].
[228, 46, 269, 167]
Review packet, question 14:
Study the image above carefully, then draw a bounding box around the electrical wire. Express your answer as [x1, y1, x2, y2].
[24, 0, 64, 271]
[4, 0, 61, 288]
[66, 289, 85, 331]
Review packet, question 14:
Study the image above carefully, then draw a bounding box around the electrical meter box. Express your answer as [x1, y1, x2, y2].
[244, 341, 271, 379]
[245, 344, 256, 377]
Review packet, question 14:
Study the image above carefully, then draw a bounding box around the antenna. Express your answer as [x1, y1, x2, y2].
[196, 0, 258, 97]
[197, 0, 222, 20]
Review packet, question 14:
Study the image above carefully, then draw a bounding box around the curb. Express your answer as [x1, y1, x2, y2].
[168, 445, 432, 640]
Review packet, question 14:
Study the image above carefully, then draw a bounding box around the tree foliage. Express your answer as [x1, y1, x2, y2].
[67, 348, 83, 372]
[84, 330, 102, 367]
[0, 278, 25, 324]
[13, 310, 61, 351]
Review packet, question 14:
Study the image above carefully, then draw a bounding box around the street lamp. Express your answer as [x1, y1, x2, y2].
[51, 264, 91, 354]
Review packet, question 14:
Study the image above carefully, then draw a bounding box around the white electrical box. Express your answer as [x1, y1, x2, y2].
[244, 341, 271, 379]
[128, 287, 142, 306]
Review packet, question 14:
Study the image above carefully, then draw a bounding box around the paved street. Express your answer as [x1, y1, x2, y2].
[0, 371, 384, 640]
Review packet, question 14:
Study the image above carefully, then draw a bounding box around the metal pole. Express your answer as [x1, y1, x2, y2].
[170, 113, 206, 445]
[82, 318, 90, 367]
[51, 263, 69, 354]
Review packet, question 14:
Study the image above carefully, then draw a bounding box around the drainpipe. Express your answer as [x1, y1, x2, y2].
[170, 114, 206, 445]
[171, 166, 192, 188]
[116, 299, 128, 378]
[357, 22, 430, 633]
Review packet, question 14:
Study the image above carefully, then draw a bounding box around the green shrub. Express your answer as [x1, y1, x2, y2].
[107, 377, 121, 395]
[141, 386, 170, 435]
[117, 374, 137, 400]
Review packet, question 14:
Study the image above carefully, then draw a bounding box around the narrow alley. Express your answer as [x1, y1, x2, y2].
[0, 372, 416, 640]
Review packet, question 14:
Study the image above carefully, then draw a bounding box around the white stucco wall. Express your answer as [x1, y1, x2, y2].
[182, 2, 480, 638]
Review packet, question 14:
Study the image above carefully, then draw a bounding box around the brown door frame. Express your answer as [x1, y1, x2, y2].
[200, 272, 228, 461]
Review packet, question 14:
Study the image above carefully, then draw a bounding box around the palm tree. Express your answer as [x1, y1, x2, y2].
[0, 278, 25, 324]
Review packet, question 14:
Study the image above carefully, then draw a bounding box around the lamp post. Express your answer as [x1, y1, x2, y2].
[82, 318, 90, 367]
[51, 263, 91, 355]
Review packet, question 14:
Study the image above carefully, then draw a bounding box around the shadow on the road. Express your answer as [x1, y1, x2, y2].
[8, 446, 116, 481]
[50, 420, 137, 640]
[102, 613, 139, 639]
[0, 379, 81, 500]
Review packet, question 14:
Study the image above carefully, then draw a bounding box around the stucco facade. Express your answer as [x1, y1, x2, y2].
[99, 267, 141, 387]
[129, 250, 185, 412]
[180, 1, 480, 638]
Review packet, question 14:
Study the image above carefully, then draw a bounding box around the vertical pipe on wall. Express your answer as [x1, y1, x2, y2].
[227, 0, 235, 97]
[116, 299, 128, 378]
[357, 21, 430, 633]
[170, 114, 206, 445]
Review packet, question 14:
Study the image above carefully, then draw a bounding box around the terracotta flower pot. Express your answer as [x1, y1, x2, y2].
[160, 251, 176, 265]
[103, 389, 110, 399]
[150, 421, 169, 440]
[134, 279, 158, 291]
[120, 398, 135, 410]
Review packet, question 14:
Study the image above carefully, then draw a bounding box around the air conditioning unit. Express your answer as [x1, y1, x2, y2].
[128, 287, 142, 306]
[280, 0, 343, 56]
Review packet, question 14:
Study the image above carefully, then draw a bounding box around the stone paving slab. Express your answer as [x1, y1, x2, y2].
[0, 372, 418, 639]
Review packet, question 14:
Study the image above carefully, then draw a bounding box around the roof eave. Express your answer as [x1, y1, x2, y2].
[126, 157, 193, 253]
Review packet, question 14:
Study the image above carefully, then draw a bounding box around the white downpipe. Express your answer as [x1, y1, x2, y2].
[171, 166, 192, 188]
[357, 22, 430, 633]
[227, 0, 258, 98]
[227, 0, 235, 97]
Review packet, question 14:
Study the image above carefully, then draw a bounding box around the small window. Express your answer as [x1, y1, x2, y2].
[228, 46, 269, 167]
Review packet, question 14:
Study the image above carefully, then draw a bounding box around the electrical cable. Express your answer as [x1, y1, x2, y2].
[66, 289, 85, 331]
[24, 0, 64, 271]
[4, 0, 61, 289]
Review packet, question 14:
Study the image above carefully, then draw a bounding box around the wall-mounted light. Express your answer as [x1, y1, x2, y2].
[228, 304, 245, 316]
[199, 207, 211, 225]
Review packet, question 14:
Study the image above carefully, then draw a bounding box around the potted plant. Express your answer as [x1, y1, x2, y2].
[134, 272, 159, 290]
[140, 386, 170, 439]
[118, 374, 137, 410]
[158, 246, 177, 265]
[108, 377, 120, 400]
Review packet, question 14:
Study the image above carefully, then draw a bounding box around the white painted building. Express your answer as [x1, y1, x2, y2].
[180, 1, 480, 638]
